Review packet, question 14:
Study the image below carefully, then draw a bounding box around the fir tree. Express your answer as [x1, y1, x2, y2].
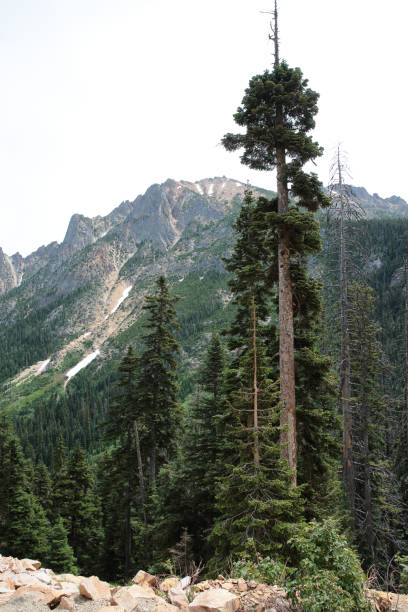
[0, 431, 49, 560]
[208, 194, 302, 568]
[101, 346, 144, 579]
[46, 517, 77, 574]
[136, 275, 180, 486]
[348, 282, 406, 576]
[222, 2, 330, 481]
[66, 446, 102, 574]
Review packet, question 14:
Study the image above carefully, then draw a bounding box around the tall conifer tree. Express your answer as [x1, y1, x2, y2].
[222, 1, 330, 482]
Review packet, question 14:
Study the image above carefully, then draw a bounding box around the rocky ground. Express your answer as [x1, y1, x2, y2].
[0, 555, 406, 612]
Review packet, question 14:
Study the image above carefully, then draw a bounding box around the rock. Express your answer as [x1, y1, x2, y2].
[57, 596, 75, 610]
[79, 576, 111, 601]
[29, 569, 54, 584]
[10, 584, 60, 606]
[133, 570, 157, 588]
[160, 577, 180, 592]
[55, 580, 80, 595]
[9, 559, 24, 574]
[128, 583, 156, 598]
[111, 586, 139, 610]
[220, 583, 233, 591]
[169, 587, 189, 609]
[98, 607, 126, 612]
[248, 581, 257, 590]
[0, 590, 50, 611]
[237, 578, 247, 592]
[217, 576, 225, 581]
[180, 576, 191, 590]
[55, 573, 86, 584]
[21, 558, 41, 571]
[156, 603, 179, 612]
[188, 589, 240, 612]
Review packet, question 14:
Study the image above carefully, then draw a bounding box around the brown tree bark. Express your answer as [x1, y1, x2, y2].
[251, 295, 260, 467]
[337, 147, 355, 513]
[133, 419, 147, 524]
[273, 0, 297, 484]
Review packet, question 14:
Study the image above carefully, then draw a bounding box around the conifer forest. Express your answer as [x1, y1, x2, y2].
[1, 3, 408, 611]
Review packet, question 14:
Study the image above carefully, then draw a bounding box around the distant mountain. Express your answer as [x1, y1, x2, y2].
[1, 176, 408, 463]
[331, 184, 408, 218]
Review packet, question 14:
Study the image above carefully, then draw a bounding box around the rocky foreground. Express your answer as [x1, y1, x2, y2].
[0, 555, 406, 612]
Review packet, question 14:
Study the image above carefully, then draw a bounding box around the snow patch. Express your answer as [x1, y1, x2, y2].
[221, 182, 226, 190]
[208, 183, 214, 196]
[110, 285, 133, 315]
[196, 183, 204, 195]
[178, 277, 184, 282]
[199, 276, 204, 280]
[236, 182, 241, 187]
[83, 332, 91, 338]
[36, 359, 50, 375]
[66, 350, 100, 382]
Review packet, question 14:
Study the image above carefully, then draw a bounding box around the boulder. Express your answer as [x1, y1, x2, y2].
[188, 589, 240, 612]
[57, 596, 75, 610]
[21, 558, 41, 571]
[133, 570, 157, 588]
[180, 577, 191, 590]
[9, 558, 24, 574]
[79, 575, 111, 600]
[8, 573, 47, 588]
[111, 586, 139, 610]
[55, 580, 80, 595]
[0, 590, 50, 611]
[237, 579, 247, 592]
[128, 584, 156, 599]
[156, 604, 179, 612]
[169, 587, 189, 610]
[54, 573, 86, 584]
[160, 577, 180, 592]
[10, 584, 60, 605]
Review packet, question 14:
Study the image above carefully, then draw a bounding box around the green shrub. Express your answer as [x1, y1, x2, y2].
[286, 520, 371, 612]
[396, 554, 408, 593]
[231, 555, 289, 585]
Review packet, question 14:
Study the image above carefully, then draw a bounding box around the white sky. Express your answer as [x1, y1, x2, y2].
[1, 0, 407, 256]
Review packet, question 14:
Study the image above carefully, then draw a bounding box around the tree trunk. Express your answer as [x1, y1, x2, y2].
[251, 295, 260, 467]
[150, 425, 156, 488]
[338, 147, 354, 513]
[132, 419, 147, 524]
[277, 146, 297, 485]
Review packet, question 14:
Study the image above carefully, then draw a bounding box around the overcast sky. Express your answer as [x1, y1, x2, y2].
[1, 0, 407, 256]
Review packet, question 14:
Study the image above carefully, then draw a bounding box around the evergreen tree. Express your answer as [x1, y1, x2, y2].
[34, 462, 53, 519]
[348, 282, 406, 577]
[66, 446, 103, 573]
[222, 1, 330, 481]
[208, 194, 302, 568]
[210, 295, 302, 567]
[46, 517, 77, 574]
[101, 346, 144, 579]
[136, 275, 180, 486]
[0, 430, 49, 560]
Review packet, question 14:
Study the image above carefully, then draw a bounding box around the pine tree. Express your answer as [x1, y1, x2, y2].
[208, 194, 302, 567]
[136, 275, 180, 486]
[0, 431, 49, 560]
[348, 282, 405, 576]
[210, 295, 301, 566]
[46, 517, 77, 574]
[327, 147, 365, 517]
[222, 2, 330, 482]
[101, 346, 144, 579]
[66, 446, 103, 574]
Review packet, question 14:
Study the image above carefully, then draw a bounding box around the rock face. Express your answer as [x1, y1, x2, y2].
[188, 589, 240, 612]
